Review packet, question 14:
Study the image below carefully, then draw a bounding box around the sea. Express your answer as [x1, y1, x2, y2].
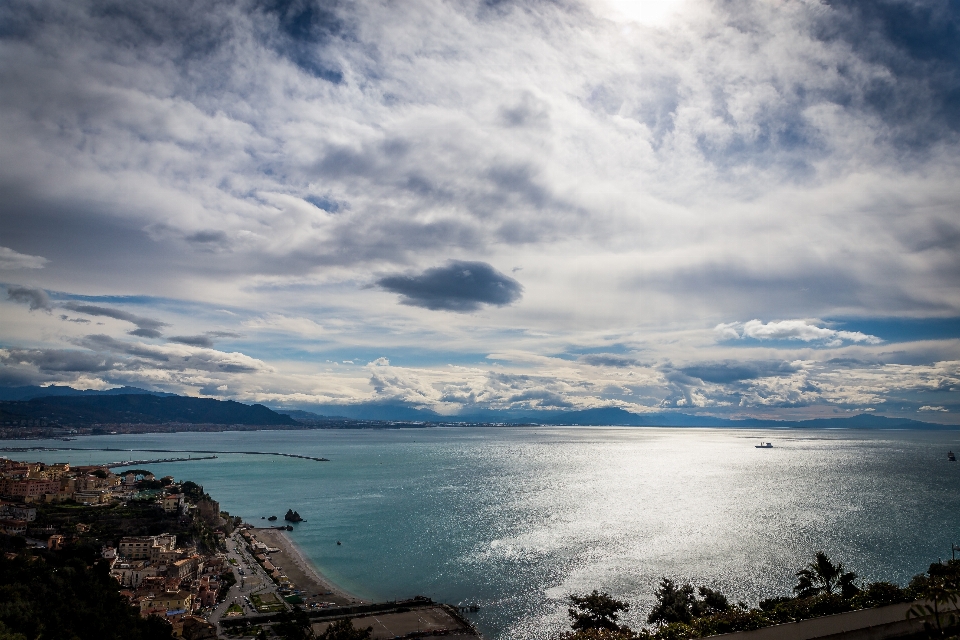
[8, 427, 960, 639]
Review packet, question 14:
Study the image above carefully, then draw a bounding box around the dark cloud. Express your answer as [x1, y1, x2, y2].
[578, 354, 640, 368]
[80, 334, 170, 361]
[0, 365, 46, 387]
[79, 334, 261, 372]
[0, 348, 117, 373]
[128, 327, 163, 338]
[169, 335, 214, 348]
[678, 361, 801, 384]
[62, 302, 167, 338]
[6, 285, 52, 311]
[376, 260, 523, 312]
[499, 92, 550, 128]
[168, 331, 241, 348]
[76, 0, 234, 61]
[825, 357, 879, 367]
[207, 330, 242, 338]
[185, 230, 228, 244]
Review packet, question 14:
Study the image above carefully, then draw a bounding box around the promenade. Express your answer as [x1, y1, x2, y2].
[213, 527, 482, 638]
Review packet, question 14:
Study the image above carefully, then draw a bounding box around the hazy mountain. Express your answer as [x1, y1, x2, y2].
[0, 385, 175, 401]
[278, 403, 948, 429]
[0, 394, 295, 426]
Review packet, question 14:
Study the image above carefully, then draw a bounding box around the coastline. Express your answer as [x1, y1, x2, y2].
[252, 527, 366, 605]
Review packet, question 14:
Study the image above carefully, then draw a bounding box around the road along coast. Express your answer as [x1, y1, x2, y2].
[251, 527, 364, 606]
[232, 527, 483, 637]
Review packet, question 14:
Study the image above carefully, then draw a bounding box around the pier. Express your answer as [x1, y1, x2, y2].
[104, 455, 218, 468]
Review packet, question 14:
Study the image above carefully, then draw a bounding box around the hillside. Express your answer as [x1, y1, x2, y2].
[0, 394, 296, 426]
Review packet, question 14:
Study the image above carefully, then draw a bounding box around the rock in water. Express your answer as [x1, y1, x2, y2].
[284, 509, 303, 523]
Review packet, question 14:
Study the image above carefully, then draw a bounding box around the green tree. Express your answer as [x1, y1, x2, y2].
[907, 573, 960, 639]
[273, 608, 313, 640]
[794, 552, 859, 599]
[647, 580, 732, 626]
[568, 590, 631, 632]
[0, 622, 26, 640]
[316, 618, 373, 640]
[179, 481, 209, 503]
[850, 581, 907, 609]
[0, 552, 174, 640]
[691, 587, 730, 617]
[647, 579, 695, 625]
[564, 629, 641, 640]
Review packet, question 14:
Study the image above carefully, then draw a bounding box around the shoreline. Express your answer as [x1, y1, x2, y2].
[251, 527, 366, 605]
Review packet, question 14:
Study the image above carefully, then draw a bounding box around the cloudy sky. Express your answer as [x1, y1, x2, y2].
[1, 0, 959, 422]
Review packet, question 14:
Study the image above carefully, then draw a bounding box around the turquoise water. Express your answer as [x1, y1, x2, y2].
[10, 427, 960, 639]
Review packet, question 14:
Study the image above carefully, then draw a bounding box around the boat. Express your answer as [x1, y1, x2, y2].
[949, 451, 956, 462]
[755, 442, 773, 449]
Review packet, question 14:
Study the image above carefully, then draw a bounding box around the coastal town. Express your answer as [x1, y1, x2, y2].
[0, 455, 481, 639]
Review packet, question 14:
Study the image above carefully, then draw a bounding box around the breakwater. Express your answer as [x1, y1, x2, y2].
[0, 446, 329, 462]
[104, 455, 218, 468]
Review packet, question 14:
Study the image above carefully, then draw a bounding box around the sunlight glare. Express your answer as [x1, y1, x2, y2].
[596, 0, 688, 27]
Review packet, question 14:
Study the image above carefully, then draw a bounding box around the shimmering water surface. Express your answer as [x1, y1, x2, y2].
[12, 427, 960, 639]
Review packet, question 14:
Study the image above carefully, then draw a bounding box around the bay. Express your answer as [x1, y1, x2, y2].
[10, 427, 960, 639]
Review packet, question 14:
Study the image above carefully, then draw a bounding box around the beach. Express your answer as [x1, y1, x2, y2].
[252, 527, 364, 606]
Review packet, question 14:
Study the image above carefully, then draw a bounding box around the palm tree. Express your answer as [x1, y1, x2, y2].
[794, 552, 859, 598]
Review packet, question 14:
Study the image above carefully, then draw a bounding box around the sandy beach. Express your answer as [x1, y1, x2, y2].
[253, 527, 364, 606]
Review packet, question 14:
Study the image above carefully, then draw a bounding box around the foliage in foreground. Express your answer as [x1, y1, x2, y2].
[563, 552, 960, 640]
[315, 617, 373, 640]
[0, 541, 174, 640]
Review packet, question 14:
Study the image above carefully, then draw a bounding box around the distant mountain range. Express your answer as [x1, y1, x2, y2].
[0, 386, 951, 429]
[0, 393, 294, 426]
[277, 402, 950, 429]
[0, 385, 175, 401]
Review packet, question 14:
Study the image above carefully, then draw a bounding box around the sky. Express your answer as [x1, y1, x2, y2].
[1, 0, 959, 423]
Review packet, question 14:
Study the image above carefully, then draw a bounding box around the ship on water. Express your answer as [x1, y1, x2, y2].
[755, 442, 773, 449]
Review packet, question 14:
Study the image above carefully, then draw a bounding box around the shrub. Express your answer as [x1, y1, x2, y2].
[850, 582, 907, 609]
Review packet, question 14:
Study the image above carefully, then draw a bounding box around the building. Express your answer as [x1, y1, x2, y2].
[162, 493, 184, 513]
[3, 479, 60, 500]
[140, 590, 193, 614]
[111, 560, 164, 588]
[119, 534, 177, 560]
[73, 489, 112, 505]
[0, 503, 37, 521]
[168, 556, 198, 580]
[42, 463, 71, 480]
[0, 519, 28, 536]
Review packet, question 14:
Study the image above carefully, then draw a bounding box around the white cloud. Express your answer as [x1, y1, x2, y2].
[0, 247, 47, 270]
[243, 314, 324, 338]
[919, 405, 948, 412]
[715, 320, 882, 346]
